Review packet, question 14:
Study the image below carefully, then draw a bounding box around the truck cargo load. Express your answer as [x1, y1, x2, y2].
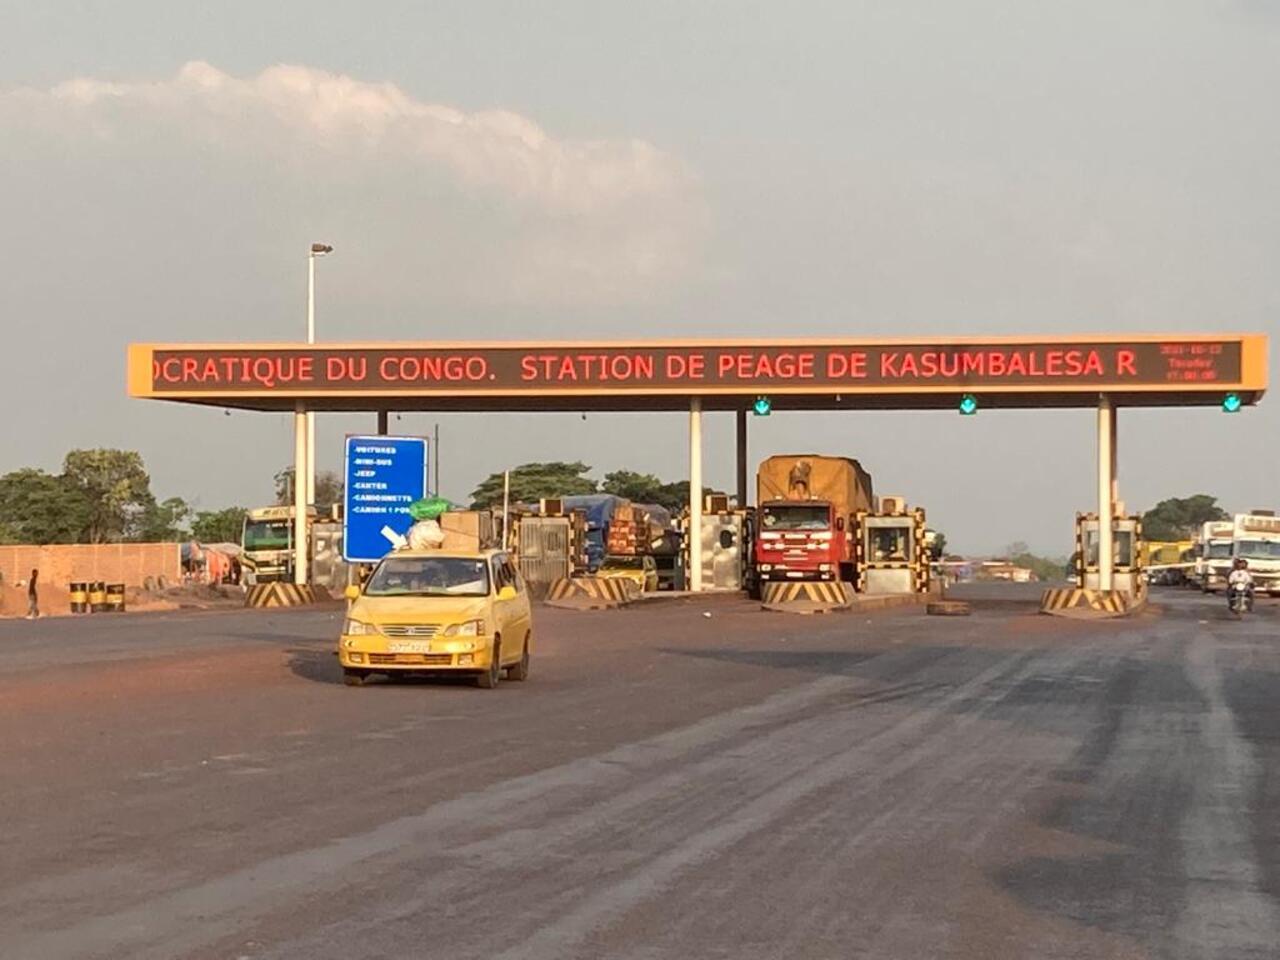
[756, 455, 873, 518]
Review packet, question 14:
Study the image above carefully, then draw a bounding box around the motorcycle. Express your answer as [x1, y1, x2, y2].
[1227, 583, 1254, 617]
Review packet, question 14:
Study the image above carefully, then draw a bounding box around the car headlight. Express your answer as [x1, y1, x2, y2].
[343, 618, 378, 636]
[443, 619, 485, 637]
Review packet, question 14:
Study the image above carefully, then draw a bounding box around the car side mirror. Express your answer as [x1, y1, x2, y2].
[344, 585, 360, 601]
[498, 585, 518, 601]
[835, 517, 846, 531]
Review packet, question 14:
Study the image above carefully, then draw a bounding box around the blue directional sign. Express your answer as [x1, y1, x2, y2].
[343, 435, 428, 563]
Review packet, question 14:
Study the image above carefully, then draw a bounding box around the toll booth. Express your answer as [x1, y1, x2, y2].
[1076, 513, 1144, 593]
[698, 509, 750, 592]
[855, 499, 930, 595]
[310, 520, 350, 592]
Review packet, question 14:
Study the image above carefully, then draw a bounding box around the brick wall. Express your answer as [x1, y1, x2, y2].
[0, 543, 182, 589]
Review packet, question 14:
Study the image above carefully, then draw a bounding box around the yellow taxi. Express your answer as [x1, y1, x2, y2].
[340, 549, 533, 689]
[596, 554, 659, 593]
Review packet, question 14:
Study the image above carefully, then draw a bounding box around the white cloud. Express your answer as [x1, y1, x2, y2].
[1, 61, 705, 306]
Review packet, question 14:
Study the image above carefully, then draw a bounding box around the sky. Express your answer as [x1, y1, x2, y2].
[1, 0, 1277, 555]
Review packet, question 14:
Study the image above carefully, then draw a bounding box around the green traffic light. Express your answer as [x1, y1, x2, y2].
[753, 396, 772, 416]
[1222, 392, 1243, 413]
[959, 394, 978, 416]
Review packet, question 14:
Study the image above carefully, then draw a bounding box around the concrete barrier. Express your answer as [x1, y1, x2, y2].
[244, 582, 331, 608]
[761, 580, 854, 613]
[545, 577, 639, 609]
[1040, 581, 1147, 619]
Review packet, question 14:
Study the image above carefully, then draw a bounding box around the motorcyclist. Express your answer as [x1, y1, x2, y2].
[1228, 557, 1254, 590]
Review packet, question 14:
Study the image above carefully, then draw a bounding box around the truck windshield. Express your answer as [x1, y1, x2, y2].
[243, 520, 290, 551]
[1237, 540, 1280, 560]
[364, 557, 490, 597]
[1207, 542, 1233, 559]
[761, 505, 829, 530]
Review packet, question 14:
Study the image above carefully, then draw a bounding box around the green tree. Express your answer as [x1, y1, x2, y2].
[191, 507, 248, 544]
[601, 470, 666, 503]
[0, 468, 92, 544]
[471, 461, 597, 508]
[135, 496, 192, 541]
[62, 449, 154, 543]
[1141, 494, 1229, 541]
[928, 532, 948, 561]
[274, 467, 344, 510]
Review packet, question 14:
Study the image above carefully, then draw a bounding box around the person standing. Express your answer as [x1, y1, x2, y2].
[26, 568, 39, 620]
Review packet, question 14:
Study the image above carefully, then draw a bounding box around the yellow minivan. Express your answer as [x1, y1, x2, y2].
[339, 549, 533, 689]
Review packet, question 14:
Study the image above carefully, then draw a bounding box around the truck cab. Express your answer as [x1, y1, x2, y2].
[241, 505, 317, 584]
[1196, 520, 1235, 593]
[755, 500, 847, 582]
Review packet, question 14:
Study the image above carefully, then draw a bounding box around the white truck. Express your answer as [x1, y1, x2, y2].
[1230, 512, 1280, 596]
[1195, 520, 1234, 593]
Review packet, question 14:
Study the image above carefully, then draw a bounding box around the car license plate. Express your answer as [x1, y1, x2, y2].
[388, 641, 431, 653]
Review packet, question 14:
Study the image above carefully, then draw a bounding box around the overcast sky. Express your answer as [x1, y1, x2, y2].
[1, 1, 1277, 555]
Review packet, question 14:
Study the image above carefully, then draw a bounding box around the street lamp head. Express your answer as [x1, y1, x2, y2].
[310, 243, 333, 256]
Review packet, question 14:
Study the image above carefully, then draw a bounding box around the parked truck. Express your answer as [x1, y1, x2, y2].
[1230, 512, 1280, 596]
[754, 455, 874, 584]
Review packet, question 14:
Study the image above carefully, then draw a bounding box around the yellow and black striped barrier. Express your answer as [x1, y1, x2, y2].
[245, 582, 330, 609]
[69, 582, 88, 614]
[761, 580, 854, 612]
[545, 577, 639, 609]
[1040, 584, 1146, 618]
[105, 583, 126, 613]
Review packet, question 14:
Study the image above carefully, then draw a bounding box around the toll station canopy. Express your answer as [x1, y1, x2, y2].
[128, 334, 1267, 412]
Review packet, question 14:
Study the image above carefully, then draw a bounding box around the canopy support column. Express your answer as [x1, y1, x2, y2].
[736, 409, 748, 509]
[1097, 395, 1115, 592]
[293, 403, 309, 586]
[689, 398, 703, 592]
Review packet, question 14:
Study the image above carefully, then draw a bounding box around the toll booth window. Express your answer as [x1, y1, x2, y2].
[870, 528, 909, 562]
[1114, 531, 1134, 567]
[364, 557, 490, 597]
[1084, 531, 1099, 567]
[1084, 530, 1134, 567]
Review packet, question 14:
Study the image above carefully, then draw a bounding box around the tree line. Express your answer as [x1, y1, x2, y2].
[0, 450, 346, 546]
[469, 462, 703, 512]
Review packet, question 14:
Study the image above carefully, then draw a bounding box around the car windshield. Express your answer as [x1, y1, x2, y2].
[603, 557, 644, 569]
[1207, 542, 1233, 559]
[1237, 540, 1280, 560]
[363, 557, 491, 597]
[243, 520, 290, 551]
[762, 505, 830, 530]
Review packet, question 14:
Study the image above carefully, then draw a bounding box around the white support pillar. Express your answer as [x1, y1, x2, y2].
[294, 404, 309, 586]
[305, 413, 316, 507]
[1097, 395, 1114, 592]
[689, 397, 703, 592]
[1110, 402, 1119, 510]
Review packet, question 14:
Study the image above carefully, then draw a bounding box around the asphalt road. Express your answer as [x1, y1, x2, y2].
[1, 584, 1277, 959]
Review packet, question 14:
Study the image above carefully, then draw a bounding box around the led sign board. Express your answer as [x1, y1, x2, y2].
[130, 336, 1262, 398]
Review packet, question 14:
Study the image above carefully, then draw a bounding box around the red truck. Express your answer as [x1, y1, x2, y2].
[754, 455, 874, 584]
